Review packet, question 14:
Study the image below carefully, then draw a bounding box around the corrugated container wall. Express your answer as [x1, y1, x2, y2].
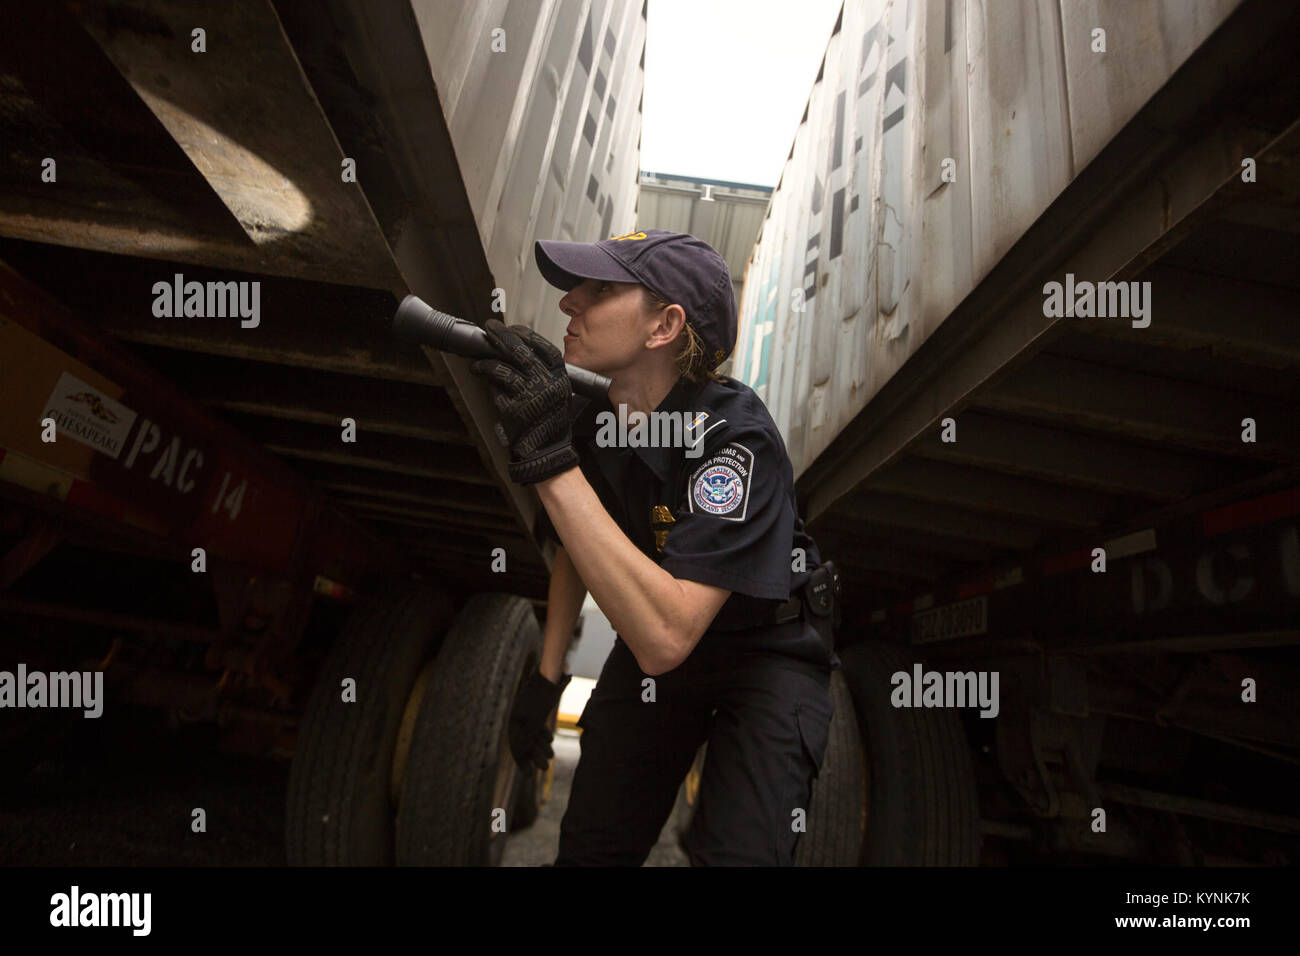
[734, 0, 1242, 478]
[413, 0, 646, 347]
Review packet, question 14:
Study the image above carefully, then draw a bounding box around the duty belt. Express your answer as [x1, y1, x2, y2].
[773, 595, 802, 624]
[773, 561, 842, 654]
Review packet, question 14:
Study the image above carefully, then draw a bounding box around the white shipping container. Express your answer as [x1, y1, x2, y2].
[734, 0, 1243, 478]
[413, 0, 646, 347]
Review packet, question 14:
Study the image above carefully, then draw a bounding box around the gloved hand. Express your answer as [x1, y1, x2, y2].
[509, 667, 571, 773]
[469, 319, 579, 485]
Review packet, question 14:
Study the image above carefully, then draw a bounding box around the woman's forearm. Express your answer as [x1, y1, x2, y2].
[536, 467, 689, 675]
[539, 545, 586, 683]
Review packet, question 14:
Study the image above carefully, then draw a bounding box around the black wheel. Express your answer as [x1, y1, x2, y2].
[795, 669, 867, 865]
[395, 593, 542, 865]
[285, 581, 453, 865]
[839, 641, 982, 865]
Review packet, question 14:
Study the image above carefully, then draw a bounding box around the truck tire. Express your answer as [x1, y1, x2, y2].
[839, 641, 982, 865]
[508, 766, 542, 831]
[286, 581, 452, 865]
[795, 669, 867, 866]
[395, 593, 541, 866]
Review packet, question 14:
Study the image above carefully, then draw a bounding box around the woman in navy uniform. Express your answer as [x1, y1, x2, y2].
[468, 228, 836, 866]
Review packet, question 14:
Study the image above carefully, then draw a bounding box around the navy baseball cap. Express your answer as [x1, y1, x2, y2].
[535, 228, 737, 371]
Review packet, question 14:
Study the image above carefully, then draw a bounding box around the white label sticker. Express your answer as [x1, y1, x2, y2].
[41, 372, 139, 460]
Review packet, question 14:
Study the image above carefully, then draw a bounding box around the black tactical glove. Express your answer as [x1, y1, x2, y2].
[469, 319, 579, 485]
[509, 667, 571, 773]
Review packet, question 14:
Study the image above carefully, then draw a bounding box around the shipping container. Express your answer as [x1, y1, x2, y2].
[736, 0, 1245, 474]
[0, 0, 645, 866]
[721, 0, 1300, 864]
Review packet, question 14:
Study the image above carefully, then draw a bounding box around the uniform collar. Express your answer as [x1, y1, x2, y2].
[572, 376, 708, 482]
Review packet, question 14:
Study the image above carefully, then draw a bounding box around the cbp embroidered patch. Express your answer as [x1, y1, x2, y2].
[688, 442, 753, 521]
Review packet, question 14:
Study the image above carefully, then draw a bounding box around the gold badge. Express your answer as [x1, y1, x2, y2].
[608, 230, 647, 241]
[651, 504, 676, 553]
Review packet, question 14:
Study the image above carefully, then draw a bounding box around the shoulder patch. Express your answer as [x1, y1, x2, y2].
[688, 442, 754, 521]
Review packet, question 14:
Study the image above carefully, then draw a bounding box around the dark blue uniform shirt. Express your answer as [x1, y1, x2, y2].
[538, 374, 834, 672]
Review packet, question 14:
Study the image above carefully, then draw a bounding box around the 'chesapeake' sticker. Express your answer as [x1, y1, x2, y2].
[41, 372, 138, 460]
[688, 442, 753, 521]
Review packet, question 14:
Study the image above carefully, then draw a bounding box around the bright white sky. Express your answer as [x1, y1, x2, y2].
[642, 0, 844, 187]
